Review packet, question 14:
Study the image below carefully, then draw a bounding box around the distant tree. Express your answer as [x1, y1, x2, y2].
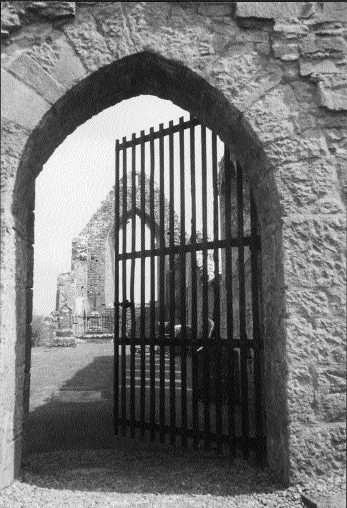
[31, 314, 48, 347]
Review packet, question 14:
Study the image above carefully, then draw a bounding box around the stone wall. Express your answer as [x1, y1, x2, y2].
[1, 1, 346, 488]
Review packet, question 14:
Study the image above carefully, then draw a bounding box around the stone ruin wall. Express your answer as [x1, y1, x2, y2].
[1, 0, 346, 488]
[56, 187, 115, 315]
[57, 171, 182, 321]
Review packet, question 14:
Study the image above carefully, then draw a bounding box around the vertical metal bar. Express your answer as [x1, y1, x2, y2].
[190, 115, 199, 450]
[159, 123, 166, 443]
[121, 137, 127, 437]
[250, 191, 264, 462]
[212, 131, 222, 453]
[169, 120, 176, 445]
[236, 160, 249, 459]
[201, 124, 210, 451]
[179, 117, 187, 448]
[224, 147, 236, 457]
[140, 130, 146, 441]
[149, 127, 156, 441]
[114, 140, 120, 435]
[130, 133, 136, 439]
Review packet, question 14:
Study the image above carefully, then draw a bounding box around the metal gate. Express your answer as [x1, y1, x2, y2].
[114, 115, 265, 461]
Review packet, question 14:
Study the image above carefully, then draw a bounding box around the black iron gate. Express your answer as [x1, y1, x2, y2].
[114, 115, 265, 461]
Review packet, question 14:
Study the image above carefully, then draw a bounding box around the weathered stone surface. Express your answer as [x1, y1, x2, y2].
[273, 41, 299, 61]
[274, 22, 309, 37]
[316, 364, 346, 422]
[1, 3, 21, 37]
[1, 119, 29, 202]
[236, 2, 314, 20]
[28, 32, 87, 88]
[300, 33, 347, 58]
[277, 159, 345, 215]
[287, 317, 346, 366]
[316, 2, 347, 23]
[0, 436, 22, 489]
[283, 214, 346, 289]
[300, 58, 347, 77]
[4, 53, 66, 104]
[62, 7, 114, 72]
[247, 85, 297, 143]
[318, 75, 347, 111]
[0, 0, 346, 490]
[26, 1, 75, 20]
[1, 69, 50, 130]
[290, 423, 346, 481]
[197, 2, 233, 18]
[265, 133, 329, 164]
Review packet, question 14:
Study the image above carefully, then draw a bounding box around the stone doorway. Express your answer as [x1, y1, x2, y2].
[2, 1, 346, 488]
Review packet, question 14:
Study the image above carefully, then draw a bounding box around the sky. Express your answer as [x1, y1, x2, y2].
[33, 96, 186, 315]
[33, 95, 224, 315]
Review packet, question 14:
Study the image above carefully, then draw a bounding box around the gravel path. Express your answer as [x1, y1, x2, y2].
[0, 447, 302, 508]
[1, 444, 345, 508]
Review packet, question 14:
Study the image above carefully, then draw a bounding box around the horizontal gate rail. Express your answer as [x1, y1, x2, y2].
[116, 237, 259, 261]
[116, 338, 257, 349]
[116, 418, 259, 447]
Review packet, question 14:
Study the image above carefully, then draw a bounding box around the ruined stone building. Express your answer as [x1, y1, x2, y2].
[55, 166, 237, 338]
[1, 0, 346, 489]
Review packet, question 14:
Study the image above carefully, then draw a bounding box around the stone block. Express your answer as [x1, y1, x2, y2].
[26, 1, 76, 20]
[289, 423, 346, 481]
[317, 2, 347, 23]
[1, 69, 50, 130]
[277, 159, 345, 215]
[197, 3, 233, 17]
[1, 4, 21, 36]
[0, 435, 22, 489]
[5, 53, 66, 104]
[247, 85, 297, 144]
[273, 41, 299, 60]
[287, 364, 317, 424]
[1, 119, 29, 201]
[300, 34, 347, 58]
[288, 317, 346, 366]
[317, 364, 346, 395]
[281, 212, 346, 286]
[317, 391, 346, 423]
[62, 8, 113, 72]
[236, 2, 312, 20]
[300, 58, 347, 77]
[265, 133, 329, 164]
[29, 34, 87, 89]
[318, 76, 347, 112]
[273, 22, 308, 36]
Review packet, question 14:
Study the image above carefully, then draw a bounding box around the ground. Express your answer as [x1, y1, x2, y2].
[0, 342, 345, 507]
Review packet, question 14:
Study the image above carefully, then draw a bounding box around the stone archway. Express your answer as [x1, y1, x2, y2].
[1, 50, 286, 487]
[1, 1, 346, 489]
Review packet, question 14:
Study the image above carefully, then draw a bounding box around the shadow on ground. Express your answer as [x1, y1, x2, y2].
[23, 352, 286, 498]
[25, 355, 116, 453]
